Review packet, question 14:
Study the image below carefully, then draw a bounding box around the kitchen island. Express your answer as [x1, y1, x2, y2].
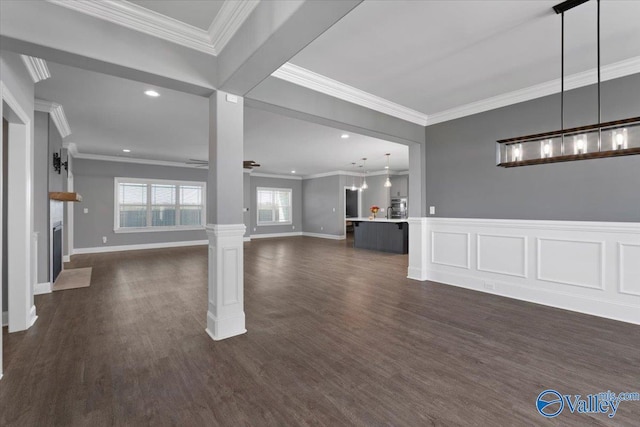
[349, 218, 408, 254]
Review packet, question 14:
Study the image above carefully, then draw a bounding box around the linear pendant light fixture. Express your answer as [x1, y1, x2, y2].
[497, 0, 640, 167]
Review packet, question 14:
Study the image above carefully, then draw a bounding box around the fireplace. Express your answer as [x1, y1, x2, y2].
[52, 221, 62, 283]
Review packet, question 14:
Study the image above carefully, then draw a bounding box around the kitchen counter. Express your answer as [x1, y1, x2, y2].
[349, 218, 408, 254]
[347, 217, 408, 223]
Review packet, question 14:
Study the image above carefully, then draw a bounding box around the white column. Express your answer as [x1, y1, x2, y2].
[407, 217, 429, 281]
[206, 91, 246, 340]
[7, 120, 36, 331]
[407, 142, 429, 281]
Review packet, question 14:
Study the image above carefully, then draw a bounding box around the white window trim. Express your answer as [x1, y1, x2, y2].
[257, 187, 293, 226]
[114, 177, 206, 233]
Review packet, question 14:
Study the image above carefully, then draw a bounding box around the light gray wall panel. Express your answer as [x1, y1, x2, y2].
[249, 176, 302, 235]
[425, 73, 640, 222]
[34, 112, 49, 283]
[73, 159, 207, 249]
[302, 175, 343, 236]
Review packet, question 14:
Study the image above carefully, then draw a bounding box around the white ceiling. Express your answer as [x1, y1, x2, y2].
[30, 1, 639, 176]
[35, 62, 409, 175]
[290, 0, 640, 116]
[127, 1, 224, 30]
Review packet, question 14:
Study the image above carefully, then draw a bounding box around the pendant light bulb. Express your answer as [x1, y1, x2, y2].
[361, 158, 368, 190]
[384, 153, 392, 188]
[351, 162, 357, 191]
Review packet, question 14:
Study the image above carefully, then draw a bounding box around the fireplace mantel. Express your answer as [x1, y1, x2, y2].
[49, 192, 82, 202]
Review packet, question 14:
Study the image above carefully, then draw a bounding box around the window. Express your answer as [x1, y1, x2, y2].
[257, 187, 292, 225]
[115, 178, 205, 232]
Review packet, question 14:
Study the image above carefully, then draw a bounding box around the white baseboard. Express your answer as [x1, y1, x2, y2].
[34, 282, 52, 295]
[2, 311, 7, 327]
[73, 239, 208, 255]
[250, 232, 302, 239]
[28, 305, 37, 328]
[63, 255, 71, 262]
[302, 232, 346, 240]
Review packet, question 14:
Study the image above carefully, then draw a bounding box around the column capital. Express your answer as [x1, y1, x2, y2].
[206, 223, 246, 237]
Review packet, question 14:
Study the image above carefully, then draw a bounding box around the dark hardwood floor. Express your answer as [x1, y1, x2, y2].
[1, 237, 639, 426]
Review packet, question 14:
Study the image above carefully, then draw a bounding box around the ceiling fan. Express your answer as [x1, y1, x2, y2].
[185, 159, 261, 169]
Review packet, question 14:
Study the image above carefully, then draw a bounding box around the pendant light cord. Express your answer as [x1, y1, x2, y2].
[597, 0, 601, 125]
[561, 11, 565, 153]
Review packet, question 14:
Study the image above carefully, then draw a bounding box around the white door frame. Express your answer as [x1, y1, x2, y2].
[343, 186, 362, 237]
[1, 82, 37, 350]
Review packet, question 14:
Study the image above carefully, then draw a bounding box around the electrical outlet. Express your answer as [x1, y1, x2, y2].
[102, 236, 107, 244]
[84, 208, 89, 214]
[253, 227, 256, 232]
[484, 282, 495, 291]
[320, 226, 324, 231]
[332, 207, 335, 212]
[429, 206, 435, 215]
[292, 225, 295, 230]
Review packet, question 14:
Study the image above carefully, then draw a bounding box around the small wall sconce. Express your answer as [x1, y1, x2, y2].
[53, 151, 68, 174]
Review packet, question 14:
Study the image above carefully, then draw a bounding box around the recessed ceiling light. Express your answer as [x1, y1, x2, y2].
[291, 170, 296, 174]
[341, 134, 349, 139]
[144, 90, 160, 97]
[122, 149, 131, 153]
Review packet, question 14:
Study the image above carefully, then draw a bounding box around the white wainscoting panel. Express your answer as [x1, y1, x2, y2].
[477, 234, 527, 278]
[619, 243, 640, 296]
[431, 231, 470, 269]
[537, 238, 605, 290]
[417, 218, 640, 325]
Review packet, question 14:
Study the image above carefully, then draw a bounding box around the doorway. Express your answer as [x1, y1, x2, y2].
[344, 187, 362, 238]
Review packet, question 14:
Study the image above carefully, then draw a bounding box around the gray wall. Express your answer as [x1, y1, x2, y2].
[425, 73, 640, 222]
[33, 112, 49, 284]
[302, 175, 344, 236]
[73, 159, 208, 249]
[249, 175, 302, 235]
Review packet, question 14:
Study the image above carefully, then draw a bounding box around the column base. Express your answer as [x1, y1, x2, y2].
[206, 223, 247, 341]
[206, 311, 247, 341]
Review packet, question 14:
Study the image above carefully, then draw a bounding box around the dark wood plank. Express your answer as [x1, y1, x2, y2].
[2, 237, 639, 426]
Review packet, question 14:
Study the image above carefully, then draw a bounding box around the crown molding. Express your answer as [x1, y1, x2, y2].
[271, 63, 429, 126]
[301, 170, 394, 180]
[250, 172, 302, 181]
[427, 56, 640, 125]
[34, 99, 72, 137]
[208, 0, 260, 53]
[48, 0, 216, 54]
[62, 142, 79, 157]
[74, 152, 207, 168]
[47, 0, 259, 56]
[20, 55, 51, 83]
